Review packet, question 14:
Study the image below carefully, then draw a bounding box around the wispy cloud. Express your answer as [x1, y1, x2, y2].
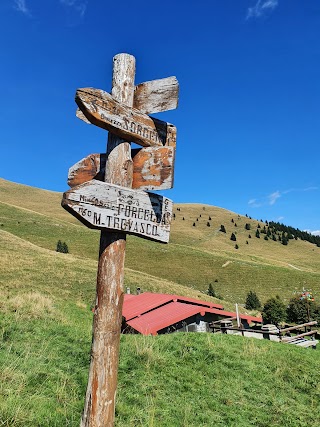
[246, 0, 278, 19]
[248, 186, 318, 208]
[13, 0, 31, 16]
[60, 0, 87, 17]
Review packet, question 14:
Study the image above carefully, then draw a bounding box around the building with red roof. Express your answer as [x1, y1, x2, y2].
[122, 292, 262, 336]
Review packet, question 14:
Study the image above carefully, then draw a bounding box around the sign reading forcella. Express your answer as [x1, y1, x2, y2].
[62, 180, 173, 243]
[75, 88, 177, 148]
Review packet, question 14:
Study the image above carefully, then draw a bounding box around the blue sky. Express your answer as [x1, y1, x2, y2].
[1, 0, 319, 234]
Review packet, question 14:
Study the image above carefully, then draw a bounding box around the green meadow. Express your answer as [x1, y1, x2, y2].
[1, 177, 320, 426]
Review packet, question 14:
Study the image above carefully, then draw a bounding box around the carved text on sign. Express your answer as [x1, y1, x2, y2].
[75, 88, 177, 148]
[62, 180, 173, 243]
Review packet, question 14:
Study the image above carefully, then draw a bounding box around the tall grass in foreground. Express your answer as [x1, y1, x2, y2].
[1, 310, 320, 427]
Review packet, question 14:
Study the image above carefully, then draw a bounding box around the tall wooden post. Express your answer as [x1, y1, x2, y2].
[81, 53, 135, 427]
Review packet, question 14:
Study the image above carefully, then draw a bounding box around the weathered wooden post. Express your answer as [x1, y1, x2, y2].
[62, 53, 179, 426]
[80, 53, 135, 427]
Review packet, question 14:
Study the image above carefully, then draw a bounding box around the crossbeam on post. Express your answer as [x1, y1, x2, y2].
[80, 53, 135, 427]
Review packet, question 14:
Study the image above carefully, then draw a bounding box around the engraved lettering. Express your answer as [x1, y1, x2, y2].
[93, 212, 101, 225]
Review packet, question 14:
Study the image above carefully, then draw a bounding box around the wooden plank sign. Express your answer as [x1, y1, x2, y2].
[75, 88, 177, 147]
[133, 76, 179, 114]
[67, 146, 175, 190]
[62, 180, 173, 243]
[76, 76, 179, 122]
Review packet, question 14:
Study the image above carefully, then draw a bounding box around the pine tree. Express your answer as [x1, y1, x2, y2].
[207, 221, 210, 227]
[62, 242, 69, 253]
[56, 240, 63, 252]
[235, 244, 239, 249]
[262, 296, 286, 325]
[230, 233, 237, 241]
[245, 290, 261, 310]
[245, 223, 251, 230]
[255, 229, 260, 238]
[220, 224, 226, 233]
[207, 283, 216, 297]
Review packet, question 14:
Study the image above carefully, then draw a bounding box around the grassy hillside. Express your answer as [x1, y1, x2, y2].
[1, 178, 320, 426]
[1, 177, 320, 305]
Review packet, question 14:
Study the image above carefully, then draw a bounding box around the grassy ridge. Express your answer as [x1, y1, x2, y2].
[1, 176, 320, 304]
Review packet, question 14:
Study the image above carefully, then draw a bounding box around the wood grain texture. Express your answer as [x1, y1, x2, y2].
[76, 75, 179, 121]
[80, 53, 135, 427]
[75, 87, 177, 147]
[62, 180, 173, 243]
[133, 76, 179, 114]
[68, 147, 175, 190]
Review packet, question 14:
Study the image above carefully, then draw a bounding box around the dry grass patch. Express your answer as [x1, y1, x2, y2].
[4, 292, 55, 319]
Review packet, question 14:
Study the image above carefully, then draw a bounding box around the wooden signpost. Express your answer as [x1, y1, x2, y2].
[62, 53, 178, 426]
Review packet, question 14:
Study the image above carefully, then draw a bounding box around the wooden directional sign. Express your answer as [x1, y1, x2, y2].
[67, 146, 175, 190]
[76, 75, 178, 122]
[62, 180, 173, 243]
[75, 88, 177, 147]
[134, 76, 179, 114]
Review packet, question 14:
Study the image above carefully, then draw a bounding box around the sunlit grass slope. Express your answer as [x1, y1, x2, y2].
[1, 178, 320, 426]
[1, 178, 319, 304]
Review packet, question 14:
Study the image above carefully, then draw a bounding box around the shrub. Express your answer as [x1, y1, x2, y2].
[287, 292, 320, 324]
[262, 296, 286, 325]
[245, 291, 261, 310]
[245, 223, 251, 230]
[255, 229, 260, 238]
[220, 225, 226, 233]
[207, 284, 216, 297]
[56, 240, 69, 254]
[230, 233, 236, 241]
[207, 222, 210, 227]
[235, 244, 239, 249]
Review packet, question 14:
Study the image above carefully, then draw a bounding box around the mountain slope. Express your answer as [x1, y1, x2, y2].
[1, 177, 319, 304]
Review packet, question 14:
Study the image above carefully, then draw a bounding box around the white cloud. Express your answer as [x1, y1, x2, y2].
[268, 191, 281, 206]
[13, 0, 31, 16]
[311, 230, 320, 236]
[246, 0, 278, 19]
[60, 0, 87, 17]
[248, 186, 318, 208]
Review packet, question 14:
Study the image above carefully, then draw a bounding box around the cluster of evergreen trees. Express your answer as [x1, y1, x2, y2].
[269, 221, 320, 247]
[56, 240, 69, 253]
[245, 290, 320, 326]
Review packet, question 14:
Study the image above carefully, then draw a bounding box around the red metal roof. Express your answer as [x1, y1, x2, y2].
[122, 292, 223, 321]
[127, 301, 204, 335]
[123, 292, 262, 335]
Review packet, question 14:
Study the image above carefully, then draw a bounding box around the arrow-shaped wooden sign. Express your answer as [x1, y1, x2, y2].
[67, 146, 175, 190]
[76, 88, 177, 147]
[76, 76, 179, 123]
[62, 180, 173, 243]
